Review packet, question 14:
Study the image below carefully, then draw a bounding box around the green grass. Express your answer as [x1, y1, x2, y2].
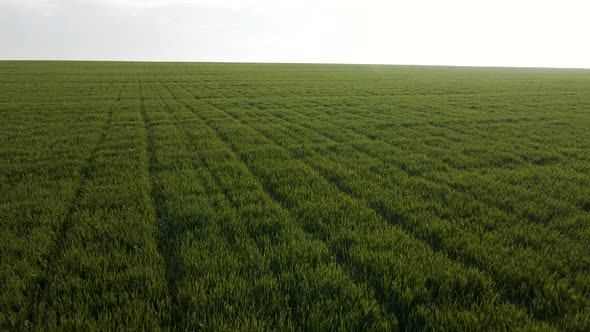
[0, 61, 589, 330]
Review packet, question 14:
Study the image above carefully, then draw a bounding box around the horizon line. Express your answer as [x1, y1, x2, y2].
[1, 59, 589, 70]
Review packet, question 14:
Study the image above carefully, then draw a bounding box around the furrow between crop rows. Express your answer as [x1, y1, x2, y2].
[0, 84, 122, 329]
[139, 80, 176, 328]
[24, 93, 170, 330]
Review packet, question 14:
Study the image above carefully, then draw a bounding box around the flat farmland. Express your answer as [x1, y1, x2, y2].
[0, 61, 589, 330]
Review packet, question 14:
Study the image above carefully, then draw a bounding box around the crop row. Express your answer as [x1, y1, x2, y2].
[169, 78, 589, 330]
[143, 81, 396, 330]
[151, 81, 551, 330]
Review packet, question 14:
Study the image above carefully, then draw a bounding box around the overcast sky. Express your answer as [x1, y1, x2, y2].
[1, 0, 589, 68]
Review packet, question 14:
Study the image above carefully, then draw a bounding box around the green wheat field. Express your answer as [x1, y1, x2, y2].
[1, 61, 589, 330]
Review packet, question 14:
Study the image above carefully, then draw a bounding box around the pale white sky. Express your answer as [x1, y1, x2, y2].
[1, 0, 589, 68]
